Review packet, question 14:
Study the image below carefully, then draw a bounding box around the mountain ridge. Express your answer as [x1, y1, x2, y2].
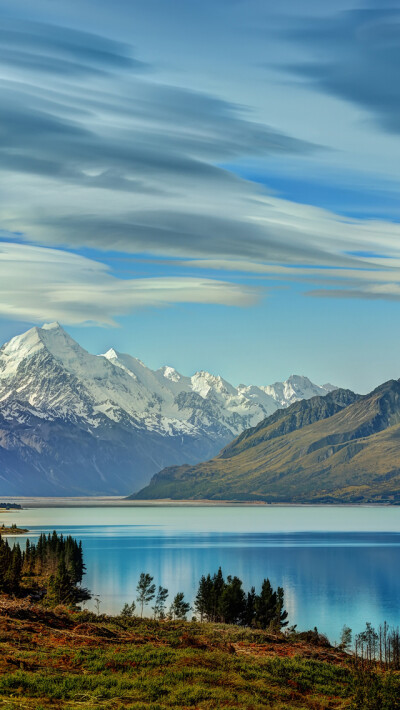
[132, 380, 400, 503]
[0, 323, 336, 496]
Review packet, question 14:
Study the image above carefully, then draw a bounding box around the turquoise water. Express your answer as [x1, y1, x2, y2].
[5, 504, 400, 642]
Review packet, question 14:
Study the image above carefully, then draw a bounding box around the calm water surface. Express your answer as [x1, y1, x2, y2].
[5, 504, 400, 642]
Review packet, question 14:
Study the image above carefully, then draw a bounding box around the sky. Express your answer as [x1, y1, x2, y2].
[1, 0, 400, 392]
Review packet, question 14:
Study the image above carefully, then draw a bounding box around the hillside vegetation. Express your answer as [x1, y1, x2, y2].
[133, 381, 400, 503]
[0, 598, 375, 710]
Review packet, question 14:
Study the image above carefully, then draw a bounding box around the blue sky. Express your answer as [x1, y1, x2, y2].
[1, 0, 400, 392]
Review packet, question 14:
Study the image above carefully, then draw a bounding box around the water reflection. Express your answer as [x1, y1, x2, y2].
[14, 525, 400, 642]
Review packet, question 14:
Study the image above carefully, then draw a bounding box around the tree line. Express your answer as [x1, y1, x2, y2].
[353, 621, 400, 669]
[121, 567, 288, 630]
[0, 531, 90, 605]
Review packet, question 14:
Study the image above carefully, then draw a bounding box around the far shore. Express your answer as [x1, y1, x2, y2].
[0, 496, 397, 509]
[0, 526, 29, 535]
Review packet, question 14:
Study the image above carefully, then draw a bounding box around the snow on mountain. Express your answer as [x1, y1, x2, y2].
[261, 375, 337, 407]
[0, 323, 337, 496]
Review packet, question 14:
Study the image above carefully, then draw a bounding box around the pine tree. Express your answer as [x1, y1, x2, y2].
[0, 530, 89, 604]
[219, 575, 246, 625]
[255, 579, 277, 629]
[121, 601, 136, 618]
[211, 567, 225, 622]
[274, 586, 288, 630]
[47, 555, 75, 605]
[169, 592, 191, 620]
[244, 586, 256, 627]
[4, 546, 22, 593]
[194, 574, 213, 622]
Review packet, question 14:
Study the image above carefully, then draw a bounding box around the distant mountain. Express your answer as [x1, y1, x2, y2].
[0, 322, 336, 496]
[132, 382, 400, 504]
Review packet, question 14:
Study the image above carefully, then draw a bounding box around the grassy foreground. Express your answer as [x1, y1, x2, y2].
[0, 598, 372, 710]
[1, 598, 400, 709]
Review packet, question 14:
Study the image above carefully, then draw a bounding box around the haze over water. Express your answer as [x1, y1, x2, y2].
[7, 504, 400, 642]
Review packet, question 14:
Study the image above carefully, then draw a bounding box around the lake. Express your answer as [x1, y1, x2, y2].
[4, 503, 400, 642]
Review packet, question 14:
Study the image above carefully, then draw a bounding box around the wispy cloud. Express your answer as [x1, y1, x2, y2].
[283, 8, 400, 135]
[0, 19, 147, 77]
[1, 12, 400, 316]
[0, 243, 259, 325]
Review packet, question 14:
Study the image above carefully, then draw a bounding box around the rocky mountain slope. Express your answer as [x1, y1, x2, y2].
[0, 322, 335, 496]
[133, 382, 400, 503]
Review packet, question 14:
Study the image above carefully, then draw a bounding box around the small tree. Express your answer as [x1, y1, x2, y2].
[244, 586, 256, 627]
[121, 601, 136, 618]
[152, 586, 169, 619]
[170, 592, 191, 620]
[194, 573, 214, 622]
[136, 572, 156, 617]
[274, 586, 289, 630]
[94, 595, 101, 615]
[339, 625, 352, 651]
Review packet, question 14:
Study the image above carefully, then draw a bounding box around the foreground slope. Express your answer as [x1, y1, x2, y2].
[133, 382, 400, 503]
[0, 323, 335, 496]
[0, 598, 357, 710]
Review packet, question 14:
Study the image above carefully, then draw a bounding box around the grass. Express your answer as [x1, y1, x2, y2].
[0, 599, 358, 710]
[0, 598, 399, 709]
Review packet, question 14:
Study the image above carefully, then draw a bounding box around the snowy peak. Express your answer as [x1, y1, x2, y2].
[1, 322, 86, 372]
[0, 326, 45, 374]
[0, 324, 338, 440]
[0, 323, 342, 496]
[0, 323, 73, 377]
[191, 371, 237, 399]
[103, 347, 118, 360]
[41, 321, 62, 331]
[261, 374, 335, 407]
[159, 366, 181, 383]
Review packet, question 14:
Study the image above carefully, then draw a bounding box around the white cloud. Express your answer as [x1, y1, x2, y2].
[0, 243, 259, 325]
[1, 16, 400, 307]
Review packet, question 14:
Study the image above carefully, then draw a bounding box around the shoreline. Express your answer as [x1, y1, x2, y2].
[0, 495, 398, 508]
[0, 526, 29, 536]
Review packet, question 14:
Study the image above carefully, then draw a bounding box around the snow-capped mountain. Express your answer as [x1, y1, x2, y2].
[0, 323, 336, 496]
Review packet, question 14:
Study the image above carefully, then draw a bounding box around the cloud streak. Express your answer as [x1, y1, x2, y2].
[0, 243, 258, 325]
[283, 8, 400, 135]
[1, 12, 400, 316]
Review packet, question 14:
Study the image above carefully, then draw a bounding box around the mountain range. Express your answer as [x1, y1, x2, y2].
[0, 322, 335, 496]
[133, 380, 400, 504]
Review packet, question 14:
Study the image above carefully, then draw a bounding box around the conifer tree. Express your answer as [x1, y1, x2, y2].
[244, 586, 256, 627]
[255, 578, 277, 629]
[4, 546, 22, 593]
[211, 567, 225, 622]
[194, 573, 214, 622]
[219, 575, 246, 625]
[48, 554, 74, 605]
[0, 530, 89, 603]
[169, 592, 191, 620]
[275, 586, 289, 630]
[121, 601, 136, 617]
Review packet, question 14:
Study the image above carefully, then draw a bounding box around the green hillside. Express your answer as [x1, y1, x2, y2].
[132, 381, 400, 503]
